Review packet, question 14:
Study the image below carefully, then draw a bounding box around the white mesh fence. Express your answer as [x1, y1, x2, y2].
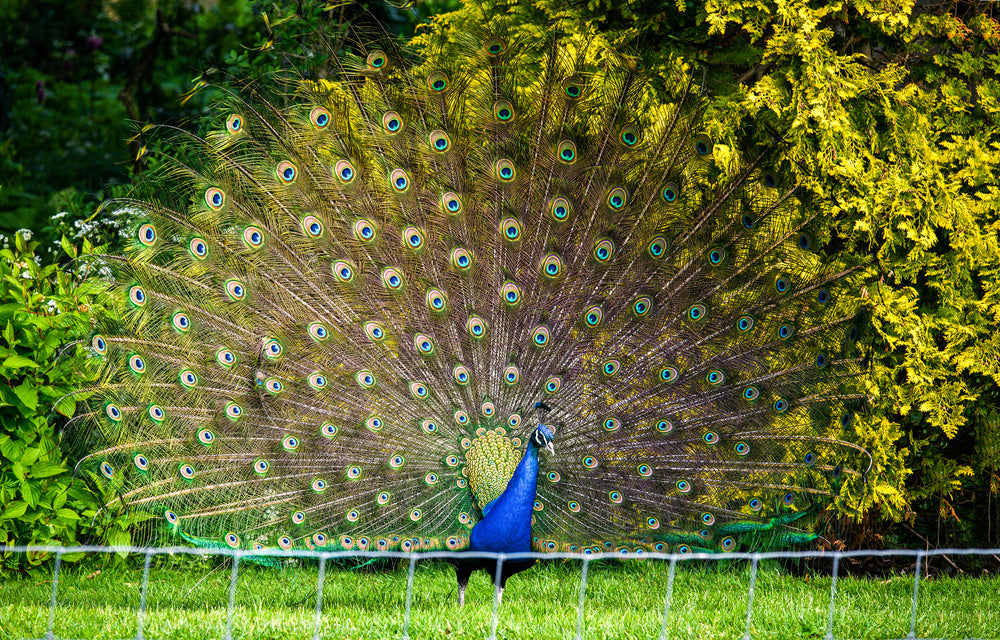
[2, 545, 998, 640]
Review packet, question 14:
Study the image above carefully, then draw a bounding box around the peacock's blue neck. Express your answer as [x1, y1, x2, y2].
[469, 441, 539, 553]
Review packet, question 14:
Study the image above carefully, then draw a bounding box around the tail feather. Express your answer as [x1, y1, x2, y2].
[77, 6, 871, 556]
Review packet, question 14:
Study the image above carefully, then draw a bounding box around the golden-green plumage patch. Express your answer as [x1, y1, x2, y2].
[465, 428, 521, 509]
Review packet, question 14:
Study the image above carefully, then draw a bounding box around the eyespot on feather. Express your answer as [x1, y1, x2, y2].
[427, 70, 449, 92]
[367, 50, 388, 71]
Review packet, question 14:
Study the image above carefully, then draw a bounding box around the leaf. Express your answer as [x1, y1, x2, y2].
[13, 383, 38, 411]
[21, 480, 40, 508]
[3, 355, 38, 369]
[55, 508, 80, 521]
[0, 435, 14, 460]
[20, 446, 39, 467]
[105, 527, 131, 549]
[54, 396, 76, 418]
[1, 501, 28, 520]
[30, 462, 65, 479]
[60, 236, 77, 259]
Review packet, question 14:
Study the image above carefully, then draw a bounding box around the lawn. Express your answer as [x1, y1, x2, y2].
[1, 555, 998, 640]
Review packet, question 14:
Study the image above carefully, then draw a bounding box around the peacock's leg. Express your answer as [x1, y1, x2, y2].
[455, 562, 473, 607]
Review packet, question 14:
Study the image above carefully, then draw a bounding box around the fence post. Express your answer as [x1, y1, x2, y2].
[657, 556, 678, 640]
[488, 554, 505, 640]
[222, 552, 240, 640]
[741, 554, 760, 640]
[44, 550, 62, 640]
[312, 554, 327, 640]
[135, 550, 154, 640]
[400, 554, 418, 640]
[573, 556, 591, 640]
[824, 553, 840, 640]
[906, 551, 922, 639]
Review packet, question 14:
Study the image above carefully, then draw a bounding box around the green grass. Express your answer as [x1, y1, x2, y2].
[1, 557, 998, 640]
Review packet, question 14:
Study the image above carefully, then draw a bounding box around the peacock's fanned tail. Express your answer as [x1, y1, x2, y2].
[76, 9, 871, 556]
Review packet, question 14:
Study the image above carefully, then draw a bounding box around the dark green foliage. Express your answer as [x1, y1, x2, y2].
[0, 0, 248, 249]
[0, 0, 425, 253]
[0, 231, 124, 572]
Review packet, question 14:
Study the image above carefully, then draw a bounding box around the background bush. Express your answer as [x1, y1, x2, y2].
[0, 230, 108, 570]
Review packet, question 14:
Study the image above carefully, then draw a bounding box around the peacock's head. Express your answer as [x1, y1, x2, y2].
[532, 424, 555, 455]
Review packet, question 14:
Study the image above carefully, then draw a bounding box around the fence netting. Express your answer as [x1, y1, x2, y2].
[2, 545, 998, 640]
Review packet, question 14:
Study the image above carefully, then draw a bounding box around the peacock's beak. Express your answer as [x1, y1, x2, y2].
[544, 442, 554, 456]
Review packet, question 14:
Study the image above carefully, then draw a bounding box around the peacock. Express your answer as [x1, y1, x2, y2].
[74, 4, 872, 605]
